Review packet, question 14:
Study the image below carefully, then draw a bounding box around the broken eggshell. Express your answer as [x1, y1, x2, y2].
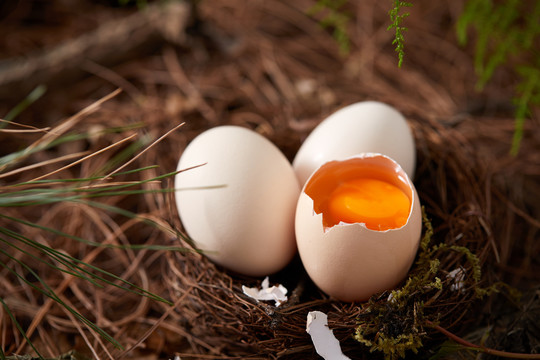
[294, 153, 422, 302]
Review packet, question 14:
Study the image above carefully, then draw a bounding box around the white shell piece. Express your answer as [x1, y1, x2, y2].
[306, 311, 351, 360]
[242, 277, 288, 306]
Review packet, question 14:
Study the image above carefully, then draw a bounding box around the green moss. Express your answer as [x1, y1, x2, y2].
[355, 331, 423, 359]
[353, 208, 494, 359]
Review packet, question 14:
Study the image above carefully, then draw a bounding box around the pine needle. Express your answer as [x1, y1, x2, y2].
[0, 298, 44, 360]
[103, 122, 185, 179]
[0, 86, 190, 355]
[0, 89, 122, 173]
[25, 133, 137, 183]
[0, 85, 47, 128]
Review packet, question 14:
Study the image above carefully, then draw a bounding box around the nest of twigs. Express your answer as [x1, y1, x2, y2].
[1, 0, 538, 359]
[162, 106, 528, 359]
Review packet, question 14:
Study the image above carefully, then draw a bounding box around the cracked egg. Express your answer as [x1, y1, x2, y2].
[295, 153, 422, 302]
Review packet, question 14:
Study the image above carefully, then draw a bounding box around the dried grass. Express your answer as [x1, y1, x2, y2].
[0, 0, 538, 358]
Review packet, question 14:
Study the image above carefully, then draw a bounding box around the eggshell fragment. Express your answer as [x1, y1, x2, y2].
[293, 101, 416, 186]
[175, 126, 300, 277]
[295, 154, 422, 302]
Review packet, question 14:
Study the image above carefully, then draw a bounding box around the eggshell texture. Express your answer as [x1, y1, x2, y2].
[175, 126, 300, 277]
[293, 101, 416, 186]
[295, 154, 422, 302]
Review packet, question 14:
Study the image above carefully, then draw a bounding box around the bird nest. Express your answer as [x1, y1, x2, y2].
[1, 0, 538, 359]
[162, 110, 512, 359]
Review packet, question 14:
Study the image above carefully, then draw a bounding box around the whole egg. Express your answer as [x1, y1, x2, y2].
[175, 126, 300, 277]
[293, 101, 416, 186]
[295, 153, 422, 302]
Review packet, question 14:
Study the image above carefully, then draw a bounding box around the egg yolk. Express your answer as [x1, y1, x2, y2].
[326, 178, 410, 231]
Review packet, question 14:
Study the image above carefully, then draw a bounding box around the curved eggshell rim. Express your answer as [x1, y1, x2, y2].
[301, 152, 417, 233]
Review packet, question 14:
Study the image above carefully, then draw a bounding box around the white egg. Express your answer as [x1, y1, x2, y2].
[293, 101, 416, 186]
[295, 154, 422, 302]
[175, 126, 300, 277]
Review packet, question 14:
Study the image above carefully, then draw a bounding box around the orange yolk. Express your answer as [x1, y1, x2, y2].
[326, 178, 410, 231]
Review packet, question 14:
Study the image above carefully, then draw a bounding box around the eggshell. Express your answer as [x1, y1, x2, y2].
[295, 154, 422, 302]
[175, 126, 300, 277]
[293, 101, 416, 186]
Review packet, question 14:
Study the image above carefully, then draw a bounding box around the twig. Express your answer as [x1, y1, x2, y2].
[163, 46, 219, 125]
[0, 89, 122, 175]
[0, 1, 190, 98]
[59, 296, 106, 360]
[426, 320, 540, 359]
[27, 134, 137, 183]
[0, 119, 50, 133]
[103, 122, 185, 180]
[0, 151, 89, 180]
[115, 285, 195, 359]
[81, 60, 143, 102]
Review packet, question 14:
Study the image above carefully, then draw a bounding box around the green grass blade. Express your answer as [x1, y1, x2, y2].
[90, 136, 151, 177]
[0, 221, 173, 304]
[0, 251, 123, 350]
[1, 85, 47, 127]
[0, 297, 44, 359]
[0, 213, 190, 254]
[0, 133, 87, 171]
[4, 165, 161, 189]
[0, 191, 81, 207]
[0, 234, 102, 287]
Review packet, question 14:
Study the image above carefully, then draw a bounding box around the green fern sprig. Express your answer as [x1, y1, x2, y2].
[308, 0, 351, 55]
[511, 65, 540, 155]
[387, 0, 412, 68]
[456, 0, 540, 155]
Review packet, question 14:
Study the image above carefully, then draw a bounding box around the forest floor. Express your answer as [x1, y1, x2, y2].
[0, 0, 538, 359]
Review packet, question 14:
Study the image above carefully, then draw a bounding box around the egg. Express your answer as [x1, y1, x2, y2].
[295, 153, 422, 302]
[293, 101, 416, 186]
[175, 126, 300, 277]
